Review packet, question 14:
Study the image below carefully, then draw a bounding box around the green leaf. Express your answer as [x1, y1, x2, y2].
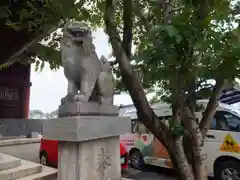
[35, 60, 40, 71]
[34, 43, 61, 70]
[164, 25, 179, 37]
[96, 1, 106, 12]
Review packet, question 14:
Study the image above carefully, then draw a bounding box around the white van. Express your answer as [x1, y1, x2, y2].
[120, 99, 240, 180]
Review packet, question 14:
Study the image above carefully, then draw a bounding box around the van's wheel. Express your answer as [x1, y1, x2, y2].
[40, 152, 48, 166]
[215, 160, 240, 180]
[129, 150, 144, 170]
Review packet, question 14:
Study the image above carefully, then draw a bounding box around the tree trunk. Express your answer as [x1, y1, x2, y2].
[168, 105, 195, 180]
[182, 129, 207, 180]
[200, 78, 225, 138]
[104, 0, 169, 144]
[122, 0, 133, 58]
[180, 102, 208, 180]
[168, 138, 194, 180]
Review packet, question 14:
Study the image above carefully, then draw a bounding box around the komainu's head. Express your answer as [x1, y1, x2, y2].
[62, 20, 92, 48]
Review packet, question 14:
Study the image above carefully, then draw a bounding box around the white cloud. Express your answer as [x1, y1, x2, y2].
[30, 28, 133, 112]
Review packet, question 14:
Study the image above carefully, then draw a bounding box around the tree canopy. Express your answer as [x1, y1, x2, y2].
[134, 0, 240, 101]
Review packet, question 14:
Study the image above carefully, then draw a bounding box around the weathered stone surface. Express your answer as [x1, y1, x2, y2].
[96, 56, 115, 105]
[58, 102, 119, 117]
[61, 20, 114, 106]
[58, 136, 121, 180]
[43, 116, 131, 142]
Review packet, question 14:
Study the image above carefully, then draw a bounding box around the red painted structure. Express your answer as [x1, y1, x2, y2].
[0, 63, 31, 119]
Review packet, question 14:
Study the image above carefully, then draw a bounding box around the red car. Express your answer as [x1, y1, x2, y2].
[39, 137, 128, 169]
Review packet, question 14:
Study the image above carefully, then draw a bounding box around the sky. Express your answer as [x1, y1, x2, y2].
[29, 28, 133, 113]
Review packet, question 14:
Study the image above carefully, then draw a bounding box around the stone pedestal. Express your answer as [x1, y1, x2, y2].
[58, 102, 119, 117]
[43, 116, 131, 180]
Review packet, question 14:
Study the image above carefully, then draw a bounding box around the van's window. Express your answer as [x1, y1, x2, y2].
[211, 117, 217, 129]
[211, 111, 240, 132]
[223, 112, 240, 132]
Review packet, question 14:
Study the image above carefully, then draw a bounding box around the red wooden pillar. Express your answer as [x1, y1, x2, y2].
[23, 64, 31, 119]
[24, 82, 31, 119]
[0, 63, 31, 119]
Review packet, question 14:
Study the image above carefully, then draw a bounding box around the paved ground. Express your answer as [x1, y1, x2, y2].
[0, 138, 207, 180]
[0, 144, 40, 163]
[1, 141, 175, 180]
[0, 140, 40, 163]
[123, 166, 177, 180]
[0, 142, 211, 180]
[123, 166, 215, 180]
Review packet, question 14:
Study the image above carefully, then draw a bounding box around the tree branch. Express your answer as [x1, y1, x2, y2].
[4, 0, 85, 65]
[133, 0, 151, 32]
[122, 0, 133, 57]
[159, 0, 174, 24]
[5, 20, 65, 65]
[104, 0, 169, 145]
[200, 78, 225, 138]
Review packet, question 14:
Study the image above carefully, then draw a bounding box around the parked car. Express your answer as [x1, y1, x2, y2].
[120, 100, 240, 179]
[39, 136, 128, 170]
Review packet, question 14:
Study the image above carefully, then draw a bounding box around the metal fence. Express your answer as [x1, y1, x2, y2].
[0, 119, 43, 136]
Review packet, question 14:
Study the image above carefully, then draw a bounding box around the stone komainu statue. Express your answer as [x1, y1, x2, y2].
[61, 21, 114, 105]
